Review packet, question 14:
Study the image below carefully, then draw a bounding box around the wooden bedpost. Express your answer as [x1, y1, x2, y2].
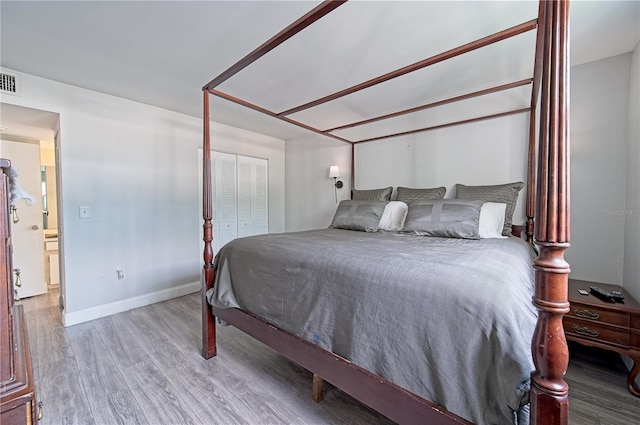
[528, 0, 548, 246]
[202, 89, 217, 359]
[526, 109, 536, 244]
[351, 143, 355, 191]
[530, 1, 570, 424]
[199, 0, 348, 362]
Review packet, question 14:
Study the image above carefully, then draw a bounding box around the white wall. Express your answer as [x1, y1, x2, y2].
[285, 134, 351, 232]
[286, 113, 529, 232]
[624, 42, 640, 301]
[286, 114, 529, 231]
[357, 113, 529, 224]
[1, 69, 285, 325]
[353, 137, 415, 191]
[357, 114, 530, 224]
[569, 54, 631, 285]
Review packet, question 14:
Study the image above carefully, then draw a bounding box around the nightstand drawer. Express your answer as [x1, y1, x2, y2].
[632, 333, 640, 349]
[566, 303, 629, 327]
[632, 315, 640, 349]
[564, 317, 629, 346]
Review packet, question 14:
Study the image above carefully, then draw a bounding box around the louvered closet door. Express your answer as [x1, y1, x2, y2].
[212, 152, 237, 253]
[237, 156, 268, 238]
[204, 151, 269, 254]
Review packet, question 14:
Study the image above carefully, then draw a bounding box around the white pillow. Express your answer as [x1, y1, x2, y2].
[479, 202, 508, 239]
[378, 201, 409, 231]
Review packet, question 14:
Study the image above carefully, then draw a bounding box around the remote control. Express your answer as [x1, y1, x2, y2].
[589, 286, 617, 302]
[609, 290, 625, 303]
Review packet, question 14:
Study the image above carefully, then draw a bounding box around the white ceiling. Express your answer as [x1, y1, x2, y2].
[1, 1, 638, 142]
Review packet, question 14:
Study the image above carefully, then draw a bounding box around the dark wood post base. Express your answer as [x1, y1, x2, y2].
[530, 241, 571, 425]
[201, 269, 217, 359]
[530, 381, 569, 424]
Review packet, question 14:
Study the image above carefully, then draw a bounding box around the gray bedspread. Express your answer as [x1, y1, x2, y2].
[207, 228, 537, 425]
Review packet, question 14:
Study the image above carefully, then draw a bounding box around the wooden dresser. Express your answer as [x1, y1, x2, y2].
[0, 159, 40, 424]
[565, 278, 640, 397]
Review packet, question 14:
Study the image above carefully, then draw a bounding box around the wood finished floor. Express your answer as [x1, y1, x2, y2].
[19, 289, 640, 425]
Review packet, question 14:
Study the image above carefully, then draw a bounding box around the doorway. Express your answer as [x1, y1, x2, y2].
[0, 103, 63, 309]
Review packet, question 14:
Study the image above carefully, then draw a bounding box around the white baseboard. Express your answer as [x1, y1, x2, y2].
[62, 281, 200, 327]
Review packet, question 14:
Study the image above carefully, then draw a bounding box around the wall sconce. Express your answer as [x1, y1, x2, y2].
[329, 165, 343, 203]
[10, 205, 19, 223]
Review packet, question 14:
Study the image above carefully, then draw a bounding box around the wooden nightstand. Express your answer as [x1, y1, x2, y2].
[565, 278, 640, 397]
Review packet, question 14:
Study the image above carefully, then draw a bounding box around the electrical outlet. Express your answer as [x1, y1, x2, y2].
[116, 268, 125, 280]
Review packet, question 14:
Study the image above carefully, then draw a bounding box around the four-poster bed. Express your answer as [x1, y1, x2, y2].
[201, 1, 571, 424]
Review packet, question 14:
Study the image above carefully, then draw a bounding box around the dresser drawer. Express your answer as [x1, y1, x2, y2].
[564, 317, 629, 347]
[0, 402, 28, 425]
[566, 303, 629, 327]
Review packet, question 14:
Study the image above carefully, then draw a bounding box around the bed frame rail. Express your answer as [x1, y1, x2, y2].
[211, 305, 472, 425]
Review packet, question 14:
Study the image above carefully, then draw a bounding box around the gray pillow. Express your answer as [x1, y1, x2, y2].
[454, 182, 524, 236]
[403, 199, 484, 239]
[396, 186, 446, 203]
[330, 200, 386, 232]
[351, 187, 393, 202]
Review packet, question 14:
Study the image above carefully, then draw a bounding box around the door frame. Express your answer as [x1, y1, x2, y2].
[0, 102, 65, 312]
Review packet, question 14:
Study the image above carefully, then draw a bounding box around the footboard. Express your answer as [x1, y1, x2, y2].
[210, 305, 472, 425]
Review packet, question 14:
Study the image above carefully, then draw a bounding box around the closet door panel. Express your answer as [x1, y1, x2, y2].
[203, 151, 268, 252]
[237, 160, 253, 238]
[237, 156, 268, 238]
[213, 152, 237, 253]
[252, 160, 268, 236]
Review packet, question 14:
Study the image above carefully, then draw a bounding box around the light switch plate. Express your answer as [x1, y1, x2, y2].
[79, 206, 91, 219]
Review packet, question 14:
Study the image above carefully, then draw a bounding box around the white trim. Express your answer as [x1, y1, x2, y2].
[62, 281, 200, 327]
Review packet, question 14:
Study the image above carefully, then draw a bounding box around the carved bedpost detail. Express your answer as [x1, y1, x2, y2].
[530, 1, 570, 424]
[526, 109, 536, 244]
[351, 143, 355, 191]
[202, 89, 217, 359]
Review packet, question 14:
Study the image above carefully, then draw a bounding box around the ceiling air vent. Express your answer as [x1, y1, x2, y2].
[0, 71, 21, 96]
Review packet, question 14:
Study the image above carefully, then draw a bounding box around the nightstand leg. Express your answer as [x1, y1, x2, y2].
[628, 351, 640, 397]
